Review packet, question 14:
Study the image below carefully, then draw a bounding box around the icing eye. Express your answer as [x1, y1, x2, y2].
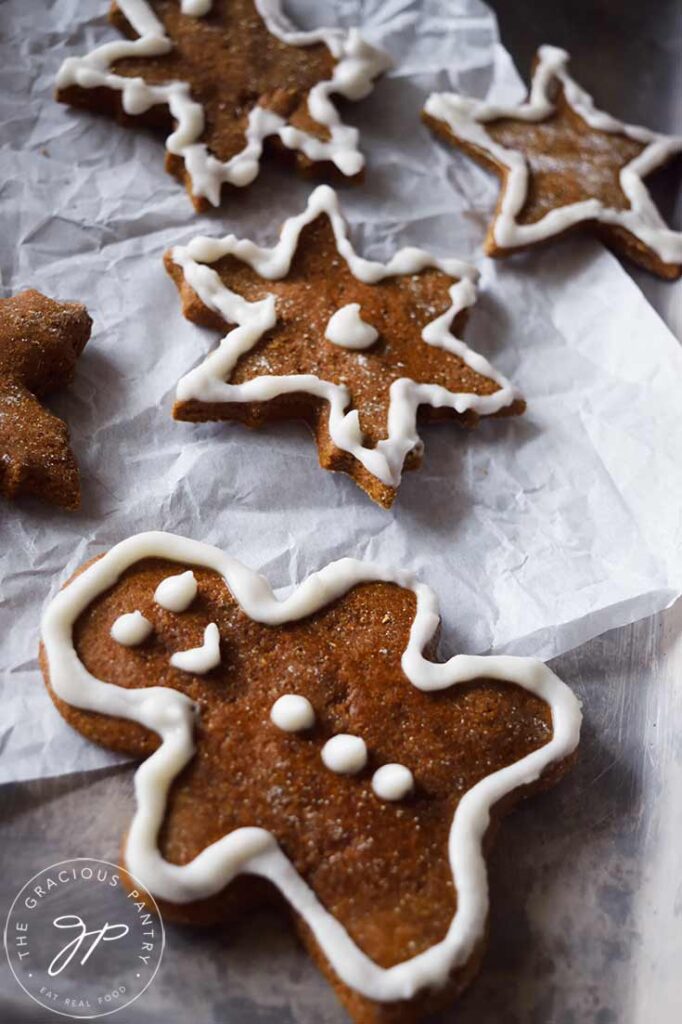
[371, 763, 414, 802]
[110, 611, 153, 647]
[170, 623, 221, 674]
[270, 694, 315, 732]
[154, 570, 198, 612]
[321, 734, 367, 775]
[325, 303, 379, 350]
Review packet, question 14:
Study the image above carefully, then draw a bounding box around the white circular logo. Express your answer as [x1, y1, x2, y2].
[4, 858, 164, 1019]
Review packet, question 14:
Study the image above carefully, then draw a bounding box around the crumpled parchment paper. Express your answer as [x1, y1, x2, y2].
[1, 0, 681, 783]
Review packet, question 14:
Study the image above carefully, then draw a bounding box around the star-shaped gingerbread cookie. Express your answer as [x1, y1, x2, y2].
[40, 532, 581, 1024]
[0, 290, 92, 509]
[165, 185, 524, 507]
[56, 0, 389, 210]
[423, 45, 682, 278]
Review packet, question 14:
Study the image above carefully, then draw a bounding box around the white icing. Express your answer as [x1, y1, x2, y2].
[325, 303, 379, 350]
[271, 693, 315, 732]
[41, 531, 582, 1004]
[172, 186, 519, 489]
[371, 763, 414, 802]
[110, 610, 153, 647]
[321, 734, 368, 775]
[181, 0, 212, 16]
[154, 570, 197, 612]
[424, 45, 682, 266]
[56, 0, 390, 205]
[170, 622, 221, 674]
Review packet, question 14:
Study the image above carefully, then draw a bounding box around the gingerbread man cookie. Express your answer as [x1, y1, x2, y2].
[423, 46, 682, 278]
[56, 0, 389, 210]
[0, 290, 92, 509]
[40, 532, 581, 1023]
[165, 185, 525, 507]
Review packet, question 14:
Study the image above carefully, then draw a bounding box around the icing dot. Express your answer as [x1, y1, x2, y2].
[154, 570, 197, 612]
[271, 694, 315, 732]
[325, 303, 379, 350]
[170, 623, 221, 674]
[181, 0, 212, 15]
[321, 734, 367, 775]
[110, 610, 153, 647]
[371, 763, 414, 802]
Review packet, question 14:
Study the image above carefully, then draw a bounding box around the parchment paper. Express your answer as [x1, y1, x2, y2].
[1, 0, 681, 784]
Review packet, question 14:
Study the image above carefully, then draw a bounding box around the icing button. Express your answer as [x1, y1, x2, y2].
[371, 763, 414, 802]
[325, 303, 379, 350]
[271, 694, 315, 732]
[181, 0, 212, 15]
[321, 734, 367, 775]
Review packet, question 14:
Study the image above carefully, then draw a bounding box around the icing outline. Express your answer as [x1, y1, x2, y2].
[424, 45, 682, 266]
[41, 531, 581, 1003]
[171, 185, 520, 489]
[56, 0, 390, 206]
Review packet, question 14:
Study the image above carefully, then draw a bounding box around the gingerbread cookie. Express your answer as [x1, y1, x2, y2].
[40, 531, 581, 1023]
[165, 185, 525, 507]
[56, 0, 389, 211]
[423, 45, 682, 278]
[0, 290, 92, 509]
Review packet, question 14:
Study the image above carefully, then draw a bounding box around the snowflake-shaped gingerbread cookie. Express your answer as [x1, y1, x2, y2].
[165, 185, 524, 507]
[40, 531, 581, 1023]
[56, 0, 389, 210]
[423, 46, 682, 278]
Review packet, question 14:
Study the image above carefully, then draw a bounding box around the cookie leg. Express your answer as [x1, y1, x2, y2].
[0, 382, 81, 509]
